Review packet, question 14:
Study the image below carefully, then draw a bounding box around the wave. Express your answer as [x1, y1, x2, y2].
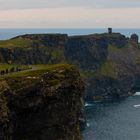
[133, 104, 140, 108]
[134, 92, 140, 96]
[85, 103, 93, 107]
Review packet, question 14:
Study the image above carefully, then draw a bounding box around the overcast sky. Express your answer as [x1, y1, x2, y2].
[0, 0, 140, 28]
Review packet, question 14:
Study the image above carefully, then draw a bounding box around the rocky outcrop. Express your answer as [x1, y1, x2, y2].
[0, 33, 126, 68]
[0, 64, 84, 140]
[0, 34, 108, 70]
[86, 76, 137, 101]
[65, 35, 108, 70]
[85, 41, 140, 101]
[0, 34, 68, 64]
[105, 33, 127, 48]
[131, 34, 139, 44]
[0, 32, 140, 101]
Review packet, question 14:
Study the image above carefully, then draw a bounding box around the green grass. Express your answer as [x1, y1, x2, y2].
[81, 60, 118, 79]
[51, 49, 64, 60]
[4, 64, 73, 78]
[108, 44, 129, 52]
[0, 64, 18, 70]
[0, 38, 37, 48]
[98, 60, 118, 78]
[1, 64, 76, 91]
[88, 33, 123, 38]
[0, 64, 30, 70]
[80, 70, 96, 79]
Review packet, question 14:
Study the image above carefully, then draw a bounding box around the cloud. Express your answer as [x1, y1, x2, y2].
[0, 7, 139, 28]
[0, 0, 139, 10]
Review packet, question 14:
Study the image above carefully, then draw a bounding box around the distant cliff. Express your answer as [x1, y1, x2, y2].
[0, 64, 84, 140]
[0, 33, 140, 100]
[0, 33, 108, 70]
[84, 34, 140, 100]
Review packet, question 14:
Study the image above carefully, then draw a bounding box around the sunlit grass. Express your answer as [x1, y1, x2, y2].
[0, 38, 37, 48]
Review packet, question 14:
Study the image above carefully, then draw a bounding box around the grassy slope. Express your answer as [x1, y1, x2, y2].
[0, 64, 76, 91]
[6, 64, 72, 77]
[81, 59, 118, 79]
[81, 45, 132, 79]
[0, 38, 37, 48]
[82, 42, 140, 80]
[0, 37, 66, 64]
[0, 34, 134, 80]
[0, 64, 30, 70]
[0, 33, 123, 49]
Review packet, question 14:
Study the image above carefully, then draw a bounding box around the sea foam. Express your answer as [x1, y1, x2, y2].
[134, 92, 140, 96]
[134, 104, 140, 108]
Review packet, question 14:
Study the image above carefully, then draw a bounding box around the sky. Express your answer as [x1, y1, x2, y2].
[0, 0, 140, 28]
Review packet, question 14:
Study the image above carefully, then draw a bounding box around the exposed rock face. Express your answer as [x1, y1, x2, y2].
[86, 76, 137, 101]
[65, 35, 108, 70]
[0, 64, 84, 140]
[85, 41, 140, 101]
[0, 33, 126, 67]
[106, 33, 127, 48]
[131, 34, 139, 44]
[0, 34, 68, 64]
[0, 33, 140, 101]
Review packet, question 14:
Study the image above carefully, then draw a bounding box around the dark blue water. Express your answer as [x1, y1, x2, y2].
[83, 94, 140, 140]
[0, 28, 140, 40]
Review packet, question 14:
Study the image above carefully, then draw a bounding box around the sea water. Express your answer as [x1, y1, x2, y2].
[83, 95, 140, 140]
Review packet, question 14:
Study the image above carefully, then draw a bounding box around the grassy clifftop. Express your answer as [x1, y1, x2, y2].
[0, 33, 128, 70]
[0, 63, 84, 140]
[0, 32, 139, 101]
[0, 34, 68, 49]
[0, 64, 78, 90]
[0, 38, 35, 48]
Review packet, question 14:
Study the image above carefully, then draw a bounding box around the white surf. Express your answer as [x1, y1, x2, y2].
[134, 92, 140, 96]
[134, 104, 140, 108]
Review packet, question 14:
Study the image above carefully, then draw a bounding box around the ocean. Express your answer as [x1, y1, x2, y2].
[83, 94, 140, 140]
[0, 28, 140, 40]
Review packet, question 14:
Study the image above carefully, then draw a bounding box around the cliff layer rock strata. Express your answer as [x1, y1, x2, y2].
[0, 33, 139, 100]
[0, 64, 84, 140]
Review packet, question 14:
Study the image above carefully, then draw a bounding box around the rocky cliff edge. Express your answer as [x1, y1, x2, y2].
[0, 64, 84, 140]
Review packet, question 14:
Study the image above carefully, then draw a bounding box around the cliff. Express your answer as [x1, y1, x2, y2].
[0, 64, 84, 140]
[0, 34, 68, 64]
[0, 33, 127, 69]
[0, 32, 140, 100]
[85, 37, 140, 100]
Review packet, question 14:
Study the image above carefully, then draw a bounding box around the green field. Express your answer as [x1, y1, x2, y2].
[0, 64, 29, 70]
[0, 63, 73, 78]
[0, 38, 37, 48]
[0, 64, 75, 90]
[0, 64, 31, 77]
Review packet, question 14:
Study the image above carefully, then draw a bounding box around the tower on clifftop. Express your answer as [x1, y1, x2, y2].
[108, 28, 112, 34]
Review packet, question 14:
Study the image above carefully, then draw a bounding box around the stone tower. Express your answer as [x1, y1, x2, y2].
[108, 28, 112, 34]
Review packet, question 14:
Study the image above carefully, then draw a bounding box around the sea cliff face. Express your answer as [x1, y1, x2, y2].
[65, 35, 108, 70]
[0, 33, 139, 100]
[0, 64, 84, 140]
[85, 35, 140, 100]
